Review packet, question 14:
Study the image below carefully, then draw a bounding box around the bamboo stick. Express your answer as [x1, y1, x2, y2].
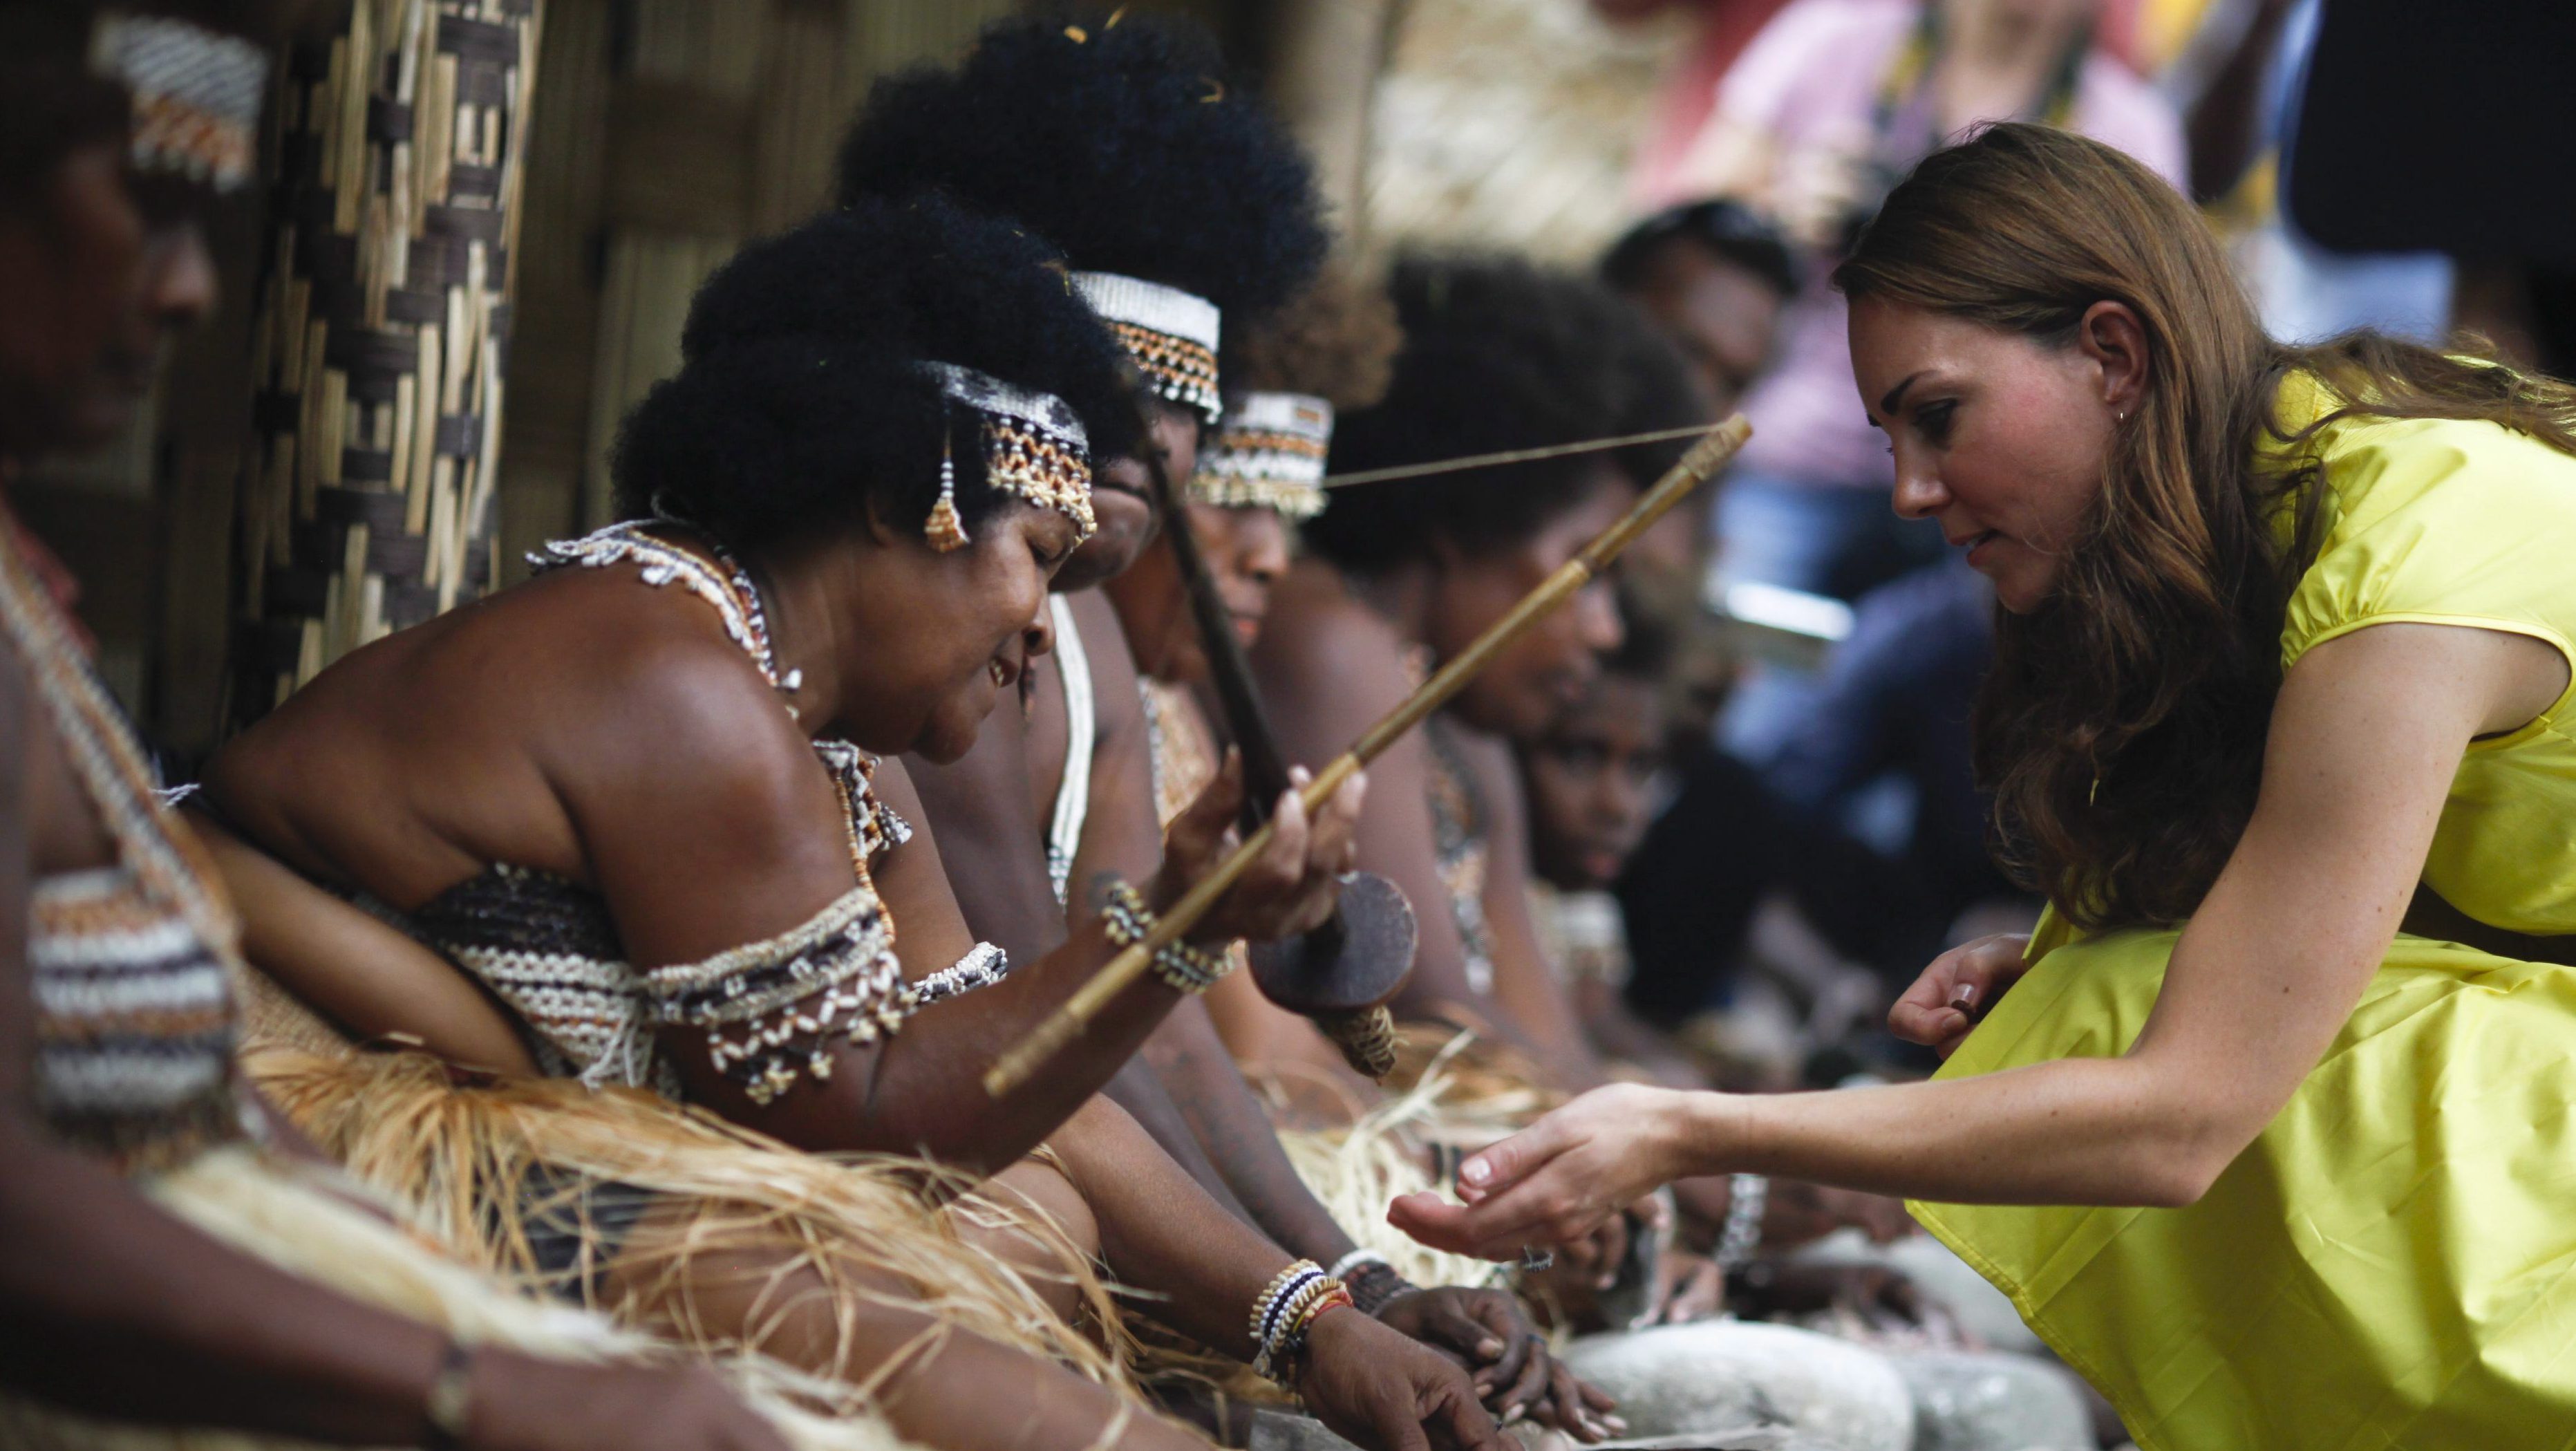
[984, 414, 1752, 1095]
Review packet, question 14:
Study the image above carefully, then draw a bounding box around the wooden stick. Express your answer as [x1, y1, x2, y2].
[984, 414, 1751, 1095]
[1136, 433, 1400, 1076]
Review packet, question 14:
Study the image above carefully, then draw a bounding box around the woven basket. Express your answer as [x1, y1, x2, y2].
[233, 0, 543, 721]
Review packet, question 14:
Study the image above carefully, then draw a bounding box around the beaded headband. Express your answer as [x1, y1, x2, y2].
[88, 12, 270, 194]
[1072, 272, 1223, 425]
[1191, 391, 1332, 520]
[918, 362, 1096, 551]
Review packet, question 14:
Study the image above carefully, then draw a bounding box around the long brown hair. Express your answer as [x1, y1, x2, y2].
[1834, 122, 2576, 931]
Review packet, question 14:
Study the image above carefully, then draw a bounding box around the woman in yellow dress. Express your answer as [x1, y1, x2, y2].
[1391, 121, 2576, 1450]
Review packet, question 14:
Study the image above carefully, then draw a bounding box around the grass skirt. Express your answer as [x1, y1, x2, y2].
[0, 1143, 913, 1451]
[243, 1045, 1132, 1396]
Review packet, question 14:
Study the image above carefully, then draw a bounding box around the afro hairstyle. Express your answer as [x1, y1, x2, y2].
[1221, 266, 1404, 413]
[1303, 254, 1709, 575]
[611, 194, 1141, 554]
[833, 7, 1328, 327]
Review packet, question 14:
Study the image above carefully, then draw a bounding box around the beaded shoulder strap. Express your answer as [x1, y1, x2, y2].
[533, 522, 913, 873]
[532, 523, 789, 692]
[0, 519, 232, 944]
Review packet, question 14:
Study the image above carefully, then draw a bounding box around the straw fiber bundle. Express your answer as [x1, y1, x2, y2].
[234, 0, 543, 721]
[244, 1045, 1137, 1395]
[1272, 1029, 1561, 1294]
[0, 1144, 914, 1451]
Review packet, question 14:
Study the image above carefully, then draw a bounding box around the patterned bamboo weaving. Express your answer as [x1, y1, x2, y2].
[234, 0, 542, 720]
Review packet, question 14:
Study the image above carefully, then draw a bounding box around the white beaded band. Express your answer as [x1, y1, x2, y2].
[1192, 391, 1332, 519]
[1325, 1248, 1389, 1282]
[1073, 271, 1223, 424]
[916, 362, 1096, 547]
[90, 11, 270, 194]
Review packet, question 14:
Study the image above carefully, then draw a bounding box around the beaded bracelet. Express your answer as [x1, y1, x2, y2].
[1345, 1262, 1416, 1316]
[1267, 1284, 1355, 1384]
[1102, 880, 1234, 993]
[1250, 1260, 1326, 1351]
[1326, 1250, 1417, 1316]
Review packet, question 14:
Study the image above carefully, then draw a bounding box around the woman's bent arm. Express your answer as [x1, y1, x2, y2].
[1400, 623, 2556, 1251]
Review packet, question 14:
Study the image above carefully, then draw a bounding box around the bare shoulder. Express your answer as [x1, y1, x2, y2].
[1253, 562, 1416, 736]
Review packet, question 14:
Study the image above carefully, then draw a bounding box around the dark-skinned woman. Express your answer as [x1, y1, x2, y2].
[205, 194, 1506, 1451]
[1252, 254, 1978, 1447]
[0, 6, 894, 1450]
[834, 12, 1597, 1434]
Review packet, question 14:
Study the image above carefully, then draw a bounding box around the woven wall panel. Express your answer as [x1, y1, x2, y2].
[234, 0, 543, 720]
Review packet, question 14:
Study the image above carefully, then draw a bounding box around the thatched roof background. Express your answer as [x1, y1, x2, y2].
[1359, 0, 1686, 263]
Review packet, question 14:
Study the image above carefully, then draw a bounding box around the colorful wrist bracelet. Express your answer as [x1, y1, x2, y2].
[1102, 880, 1234, 993]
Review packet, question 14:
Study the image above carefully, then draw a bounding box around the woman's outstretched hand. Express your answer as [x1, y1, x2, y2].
[1388, 1084, 1702, 1262]
[1153, 750, 1366, 947]
[1887, 933, 2032, 1058]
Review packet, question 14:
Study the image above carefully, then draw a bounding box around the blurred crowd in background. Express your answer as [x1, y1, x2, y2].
[1477, 0, 2570, 1093]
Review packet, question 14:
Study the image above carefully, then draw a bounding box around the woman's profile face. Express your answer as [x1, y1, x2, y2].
[1849, 295, 2116, 612]
[856, 498, 1081, 762]
[0, 145, 218, 455]
[1102, 500, 1290, 684]
[1433, 462, 1630, 742]
[1054, 398, 1201, 592]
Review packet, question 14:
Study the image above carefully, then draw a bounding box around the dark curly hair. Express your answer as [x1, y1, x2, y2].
[1223, 267, 1403, 413]
[834, 8, 1327, 327]
[611, 195, 1140, 553]
[1306, 254, 1708, 574]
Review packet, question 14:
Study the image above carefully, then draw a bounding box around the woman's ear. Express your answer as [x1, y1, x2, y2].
[857, 486, 910, 551]
[2077, 299, 2150, 415]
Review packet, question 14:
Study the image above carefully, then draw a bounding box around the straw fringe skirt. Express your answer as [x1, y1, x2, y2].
[242, 1045, 1134, 1396]
[0, 1143, 915, 1451]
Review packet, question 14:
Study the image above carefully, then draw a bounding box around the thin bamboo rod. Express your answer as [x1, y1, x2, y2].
[984, 414, 1752, 1095]
[1319, 422, 1712, 489]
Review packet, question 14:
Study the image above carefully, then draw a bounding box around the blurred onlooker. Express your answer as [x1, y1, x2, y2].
[1601, 0, 2152, 210]
[1671, 0, 2185, 614]
[1600, 198, 1798, 417]
[1521, 620, 1715, 1087]
[1592, 0, 1801, 208]
[2172, 0, 2452, 345]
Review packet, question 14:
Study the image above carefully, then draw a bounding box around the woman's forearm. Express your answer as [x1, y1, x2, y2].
[1046, 1094, 1289, 1360]
[1698, 1054, 2233, 1208]
[0, 1130, 449, 1444]
[1140, 1000, 1357, 1264]
[753, 916, 1186, 1176]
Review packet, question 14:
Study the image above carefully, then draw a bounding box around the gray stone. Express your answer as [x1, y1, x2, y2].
[1246, 1411, 1853, 1451]
[1887, 1351, 2093, 1451]
[1782, 1230, 2043, 1358]
[1559, 1322, 1915, 1451]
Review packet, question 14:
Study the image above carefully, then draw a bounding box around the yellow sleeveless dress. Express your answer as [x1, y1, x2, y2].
[1908, 376, 2576, 1451]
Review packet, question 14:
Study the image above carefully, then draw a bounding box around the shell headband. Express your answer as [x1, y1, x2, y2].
[89, 12, 270, 194]
[918, 362, 1096, 551]
[1192, 391, 1332, 520]
[1073, 271, 1223, 425]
